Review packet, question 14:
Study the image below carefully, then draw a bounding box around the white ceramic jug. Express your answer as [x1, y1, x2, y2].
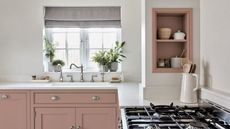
[180, 73, 199, 103]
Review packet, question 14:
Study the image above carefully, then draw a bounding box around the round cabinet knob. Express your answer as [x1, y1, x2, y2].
[1, 94, 8, 100]
[92, 96, 100, 101]
[70, 126, 75, 129]
[51, 96, 59, 101]
[76, 126, 81, 129]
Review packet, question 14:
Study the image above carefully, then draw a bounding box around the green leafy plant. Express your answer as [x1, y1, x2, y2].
[108, 41, 126, 63]
[52, 59, 65, 66]
[92, 50, 110, 66]
[44, 38, 55, 62]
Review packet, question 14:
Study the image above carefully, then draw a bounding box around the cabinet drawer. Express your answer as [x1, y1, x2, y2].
[34, 93, 116, 104]
[0, 93, 26, 101]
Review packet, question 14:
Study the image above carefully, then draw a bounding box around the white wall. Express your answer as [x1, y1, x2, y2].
[200, 0, 230, 93]
[121, 0, 142, 82]
[0, 0, 142, 82]
[144, 0, 200, 101]
[0, 0, 44, 80]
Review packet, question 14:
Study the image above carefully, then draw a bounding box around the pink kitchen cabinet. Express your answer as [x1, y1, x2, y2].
[76, 108, 117, 129]
[0, 92, 29, 129]
[35, 108, 76, 129]
[0, 89, 119, 129]
[32, 89, 119, 129]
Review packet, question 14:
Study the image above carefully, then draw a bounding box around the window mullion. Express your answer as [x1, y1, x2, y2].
[80, 30, 85, 66]
[65, 32, 69, 66]
[102, 31, 104, 51]
[84, 30, 89, 68]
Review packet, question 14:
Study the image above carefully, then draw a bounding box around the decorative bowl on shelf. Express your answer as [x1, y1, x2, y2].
[174, 30, 186, 40]
[158, 28, 172, 39]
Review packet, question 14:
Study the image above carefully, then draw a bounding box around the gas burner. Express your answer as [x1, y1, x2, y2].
[186, 122, 208, 129]
[122, 101, 230, 129]
[146, 125, 157, 129]
[150, 102, 178, 114]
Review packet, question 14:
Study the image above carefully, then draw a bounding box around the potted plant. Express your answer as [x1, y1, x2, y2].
[44, 38, 56, 72]
[107, 41, 126, 72]
[52, 59, 65, 72]
[44, 38, 55, 62]
[92, 50, 110, 72]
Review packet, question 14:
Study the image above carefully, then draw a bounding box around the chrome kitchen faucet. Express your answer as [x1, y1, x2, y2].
[57, 64, 63, 82]
[70, 63, 84, 82]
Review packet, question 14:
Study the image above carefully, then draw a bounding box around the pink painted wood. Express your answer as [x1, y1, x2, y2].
[0, 89, 119, 129]
[34, 92, 116, 104]
[0, 92, 28, 129]
[35, 108, 75, 129]
[76, 108, 117, 129]
[152, 8, 193, 73]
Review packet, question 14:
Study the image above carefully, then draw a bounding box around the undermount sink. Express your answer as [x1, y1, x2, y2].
[51, 82, 111, 87]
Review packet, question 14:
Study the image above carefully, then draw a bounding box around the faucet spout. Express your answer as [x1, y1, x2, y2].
[70, 63, 84, 82]
[57, 64, 63, 82]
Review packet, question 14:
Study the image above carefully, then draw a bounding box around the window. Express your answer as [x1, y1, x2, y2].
[43, 7, 121, 71]
[45, 28, 121, 70]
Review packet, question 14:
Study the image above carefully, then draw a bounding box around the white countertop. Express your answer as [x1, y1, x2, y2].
[0, 82, 144, 107]
[0, 82, 201, 107]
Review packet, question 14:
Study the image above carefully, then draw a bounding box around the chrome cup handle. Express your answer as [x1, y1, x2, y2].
[1, 94, 8, 100]
[51, 96, 59, 101]
[92, 96, 100, 101]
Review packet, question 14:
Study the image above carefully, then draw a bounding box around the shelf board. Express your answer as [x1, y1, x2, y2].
[157, 39, 187, 43]
[153, 68, 183, 73]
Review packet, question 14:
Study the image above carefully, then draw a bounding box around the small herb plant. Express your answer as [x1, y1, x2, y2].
[44, 38, 55, 62]
[107, 41, 126, 63]
[52, 59, 65, 66]
[92, 50, 110, 66]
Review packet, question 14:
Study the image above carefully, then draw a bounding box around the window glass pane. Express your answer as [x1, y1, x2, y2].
[44, 28, 120, 71]
[88, 49, 100, 67]
[89, 32, 102, 48]
[54, 50, 66, 64]
[68, 50, 80, 66]
[53, 33, 66, 48]
[67, 33, 80, 48]
[103, 32, 117, 48]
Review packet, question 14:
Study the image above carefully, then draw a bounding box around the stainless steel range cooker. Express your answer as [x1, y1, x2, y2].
[121, 101, 230, 129]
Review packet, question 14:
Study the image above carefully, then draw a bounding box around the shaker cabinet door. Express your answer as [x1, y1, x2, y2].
[0, 93, 28, 129]
[35, 108, 75, 129]
[76, 108, 117, 129]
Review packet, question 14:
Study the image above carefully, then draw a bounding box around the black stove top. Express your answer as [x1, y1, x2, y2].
[122, 102, 230, 129]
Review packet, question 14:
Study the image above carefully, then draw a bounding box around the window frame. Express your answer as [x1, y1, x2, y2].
[45, 28, 121, 71]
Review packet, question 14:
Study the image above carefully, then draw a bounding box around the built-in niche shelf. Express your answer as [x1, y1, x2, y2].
[153, 68, 183, 73]
[152, 8, 193, 73]
[157, 39, 187, 43]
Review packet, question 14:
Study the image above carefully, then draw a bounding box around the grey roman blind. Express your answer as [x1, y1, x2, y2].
[44, 7, 121, 28]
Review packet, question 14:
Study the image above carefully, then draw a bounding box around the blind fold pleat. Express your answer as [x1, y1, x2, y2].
[45, 7, 121, 28]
